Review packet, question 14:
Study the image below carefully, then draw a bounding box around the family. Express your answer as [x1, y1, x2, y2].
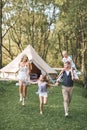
[17, 51, 79, 117]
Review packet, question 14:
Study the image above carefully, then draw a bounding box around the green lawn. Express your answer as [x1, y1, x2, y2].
[0, 81, 87, 130]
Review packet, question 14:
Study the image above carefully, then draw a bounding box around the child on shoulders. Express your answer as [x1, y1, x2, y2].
[57, 50, 79, 80]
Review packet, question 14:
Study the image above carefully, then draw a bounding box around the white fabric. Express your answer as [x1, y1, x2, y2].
[65, 70, 70, 76]
[73, 70, 79, 79]
[62, 56, 76, 69]
[17, 66, 30, 84]
[0, 45, 57, 80]
[18, 66, 27, 80]
[39, 92, 48, 97]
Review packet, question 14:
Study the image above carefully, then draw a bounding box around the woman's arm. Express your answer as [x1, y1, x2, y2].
[27, 62, 31, 76]
[25, 62, 31, 80]
[17, 62, 21, 71]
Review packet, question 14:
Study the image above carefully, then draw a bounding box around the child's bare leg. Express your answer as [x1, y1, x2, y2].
[44, 97, 48, 105]
[70, 68, 74, 80]
[39, 96, 43, 114]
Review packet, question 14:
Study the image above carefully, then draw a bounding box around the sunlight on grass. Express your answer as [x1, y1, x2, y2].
[0, 81, 87, 130]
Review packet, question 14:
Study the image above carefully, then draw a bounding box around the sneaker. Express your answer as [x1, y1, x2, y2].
[22, 101, 25, 106]
[65, 112, 69, 117]
[20, 97, 22, 102]
[19, 93, 23, 102]
[40, 111, 43, 115]
[22, 98, 25, 106]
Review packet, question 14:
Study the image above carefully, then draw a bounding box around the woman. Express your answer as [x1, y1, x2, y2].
[18, 54, 31, 105]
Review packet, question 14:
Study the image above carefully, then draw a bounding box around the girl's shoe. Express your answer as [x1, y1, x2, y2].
[65, 112, 69, 117]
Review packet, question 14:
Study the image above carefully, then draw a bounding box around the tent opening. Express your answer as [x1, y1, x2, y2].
[30, 63, 41, 80]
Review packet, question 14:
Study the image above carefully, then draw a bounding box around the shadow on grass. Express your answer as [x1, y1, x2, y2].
[0, 86, 6, 95]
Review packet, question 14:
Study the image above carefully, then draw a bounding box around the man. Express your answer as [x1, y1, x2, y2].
[55, 61, 74, 117]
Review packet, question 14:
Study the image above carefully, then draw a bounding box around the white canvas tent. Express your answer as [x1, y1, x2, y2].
[0, 45, 57, 80]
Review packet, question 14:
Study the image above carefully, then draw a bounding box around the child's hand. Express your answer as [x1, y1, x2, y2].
[72, 76, 74, 80]
[54, 82, 59, 86]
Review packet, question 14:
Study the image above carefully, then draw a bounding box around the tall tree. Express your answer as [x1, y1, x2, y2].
[2, 0, 59, 63]
[0, 0, 2, 68]
[53, 0, 87, 83]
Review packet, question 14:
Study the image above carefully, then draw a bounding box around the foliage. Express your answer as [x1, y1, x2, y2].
[52, 0, 87, 80]
[2, 0, 59, 64]
[1, 0, 87, 78]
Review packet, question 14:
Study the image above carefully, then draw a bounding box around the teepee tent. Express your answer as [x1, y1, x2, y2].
[0, 45, 57, 80]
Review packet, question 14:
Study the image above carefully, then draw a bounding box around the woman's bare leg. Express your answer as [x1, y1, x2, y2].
[19, 80, 23, 102]
[22, 85, 27, 105]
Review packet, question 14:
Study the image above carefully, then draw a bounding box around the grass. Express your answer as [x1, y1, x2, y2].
[0, 81, 87, 130]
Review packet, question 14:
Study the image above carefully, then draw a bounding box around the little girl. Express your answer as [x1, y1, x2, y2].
[37, 74, 50, 114]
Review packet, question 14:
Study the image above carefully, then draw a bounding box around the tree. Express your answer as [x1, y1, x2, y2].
[53, 0, 87, 84]
[0, 0, 2, 68]
[2, 0, 59, 63]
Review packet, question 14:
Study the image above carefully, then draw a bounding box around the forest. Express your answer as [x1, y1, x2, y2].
[0, 0, 87, 80]
[0, 1, 87, 130]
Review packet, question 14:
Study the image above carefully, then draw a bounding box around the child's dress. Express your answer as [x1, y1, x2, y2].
[37, 81, 48, 97]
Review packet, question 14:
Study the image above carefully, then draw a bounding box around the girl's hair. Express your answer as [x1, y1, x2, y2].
[40, 74, 49, 82]
[21, 54, 28, 62]
[62, 50, 67, 56]
[44, 75, 49, 82]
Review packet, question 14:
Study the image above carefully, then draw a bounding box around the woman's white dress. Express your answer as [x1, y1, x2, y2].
[18, 66, 30, 85]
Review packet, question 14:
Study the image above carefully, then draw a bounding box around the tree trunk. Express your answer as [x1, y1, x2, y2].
[81, 49, 86, 74]
[0, 0, 2, 68]
[57, 33, 62, 57]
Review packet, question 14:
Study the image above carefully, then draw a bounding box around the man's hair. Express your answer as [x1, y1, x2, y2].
[65, 61, 71, 65]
